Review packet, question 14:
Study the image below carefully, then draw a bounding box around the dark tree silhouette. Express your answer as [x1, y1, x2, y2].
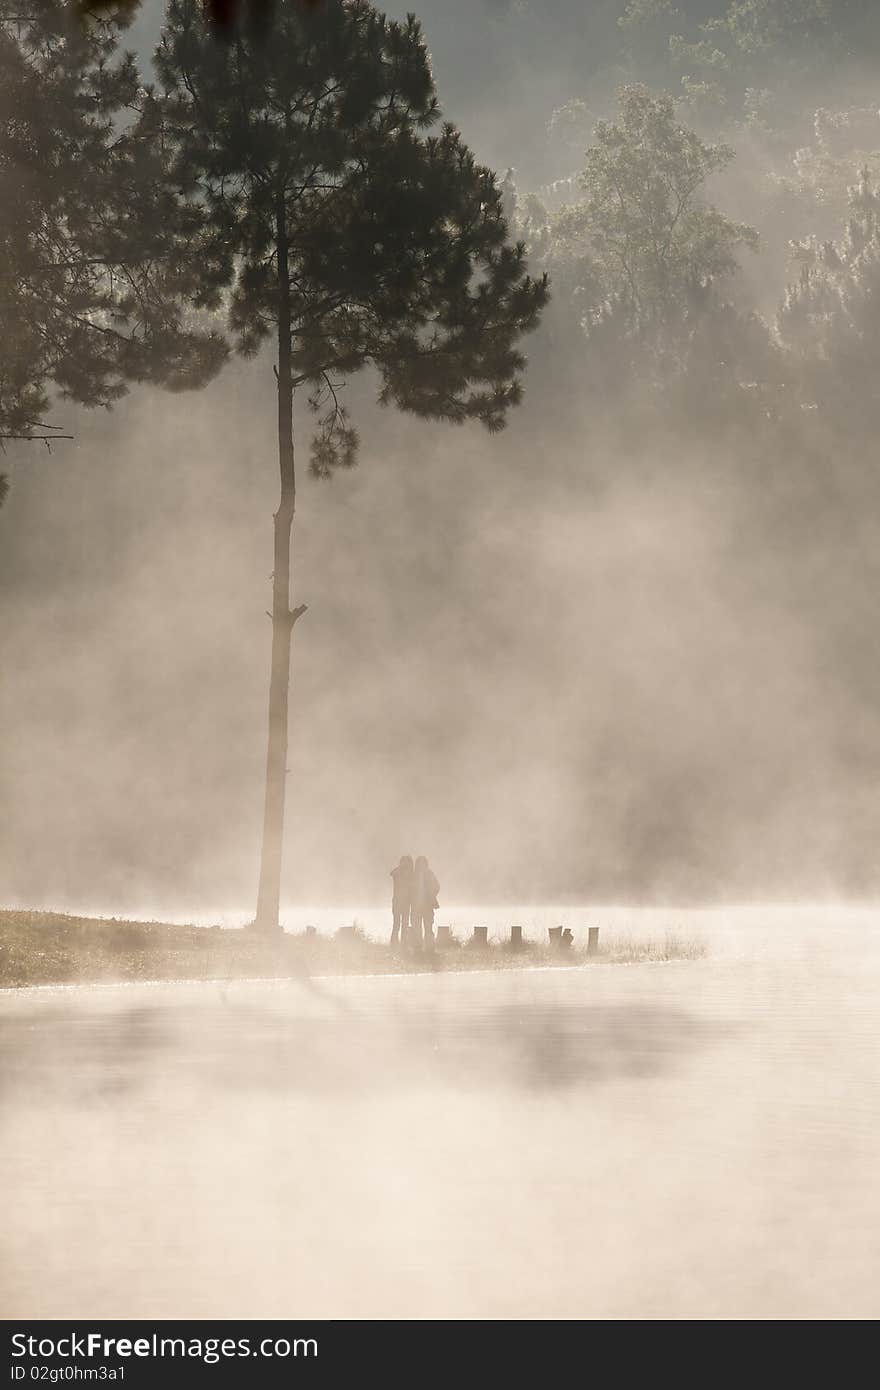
[0, 1, 226, 480]
[156, 0, 548, 931]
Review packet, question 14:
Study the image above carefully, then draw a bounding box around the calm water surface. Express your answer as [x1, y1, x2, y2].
[2, 906, 878, 1319]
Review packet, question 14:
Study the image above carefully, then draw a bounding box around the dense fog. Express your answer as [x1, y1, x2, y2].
[4, 0, 880, 915]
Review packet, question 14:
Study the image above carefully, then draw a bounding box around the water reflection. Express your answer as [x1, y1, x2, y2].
[1, 993, 736, 1099]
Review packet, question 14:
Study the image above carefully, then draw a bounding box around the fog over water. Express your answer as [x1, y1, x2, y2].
[3, 909, 879, 1320]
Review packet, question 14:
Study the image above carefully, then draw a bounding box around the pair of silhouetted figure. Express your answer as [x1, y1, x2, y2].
[390, 855, 439, 950]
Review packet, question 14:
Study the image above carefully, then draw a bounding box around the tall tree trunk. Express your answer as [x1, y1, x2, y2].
[253, 198, 306, 932]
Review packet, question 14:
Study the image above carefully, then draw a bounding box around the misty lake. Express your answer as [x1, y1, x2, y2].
[2, 906, 879, 1320]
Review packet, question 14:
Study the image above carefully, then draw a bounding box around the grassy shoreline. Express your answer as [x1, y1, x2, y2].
[0, 909, 706, 988]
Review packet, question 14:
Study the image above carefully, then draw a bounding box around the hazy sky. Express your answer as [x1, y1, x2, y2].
[3, 0, 880, 917]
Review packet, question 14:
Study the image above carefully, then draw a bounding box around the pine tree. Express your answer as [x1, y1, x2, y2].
[0, 1, 226, 471]
[155, 0, 548, 931]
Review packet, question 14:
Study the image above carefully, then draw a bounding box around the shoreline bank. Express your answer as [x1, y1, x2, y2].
[0, 909, 705, 988]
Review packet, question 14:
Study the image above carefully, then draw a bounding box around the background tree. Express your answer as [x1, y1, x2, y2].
[619, 2, 880, 118]
[565, 87, 755, 321]
[778, 167, 880, 435]
[0, 0, 226, 503]
[156, 0, 547, 932]
[517, 85, 764, 418]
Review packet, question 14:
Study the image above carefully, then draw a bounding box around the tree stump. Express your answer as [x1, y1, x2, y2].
[587, 927, 600, 956]
[471, 926, 488, 947]
[548, 926, 563, 946]
[437, 924, 452, 947]
[509, 924, 523, 950]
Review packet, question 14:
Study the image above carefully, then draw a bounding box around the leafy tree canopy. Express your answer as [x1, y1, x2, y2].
[504, 85, 773, 430]
[778, 167, 880, 430]
[619, 1, 880, 116]
[543, 88, 756, 330]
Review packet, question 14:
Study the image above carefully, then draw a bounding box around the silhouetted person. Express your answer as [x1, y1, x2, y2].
[411, 856, 440, 949]
[390, 855, 413, 947]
